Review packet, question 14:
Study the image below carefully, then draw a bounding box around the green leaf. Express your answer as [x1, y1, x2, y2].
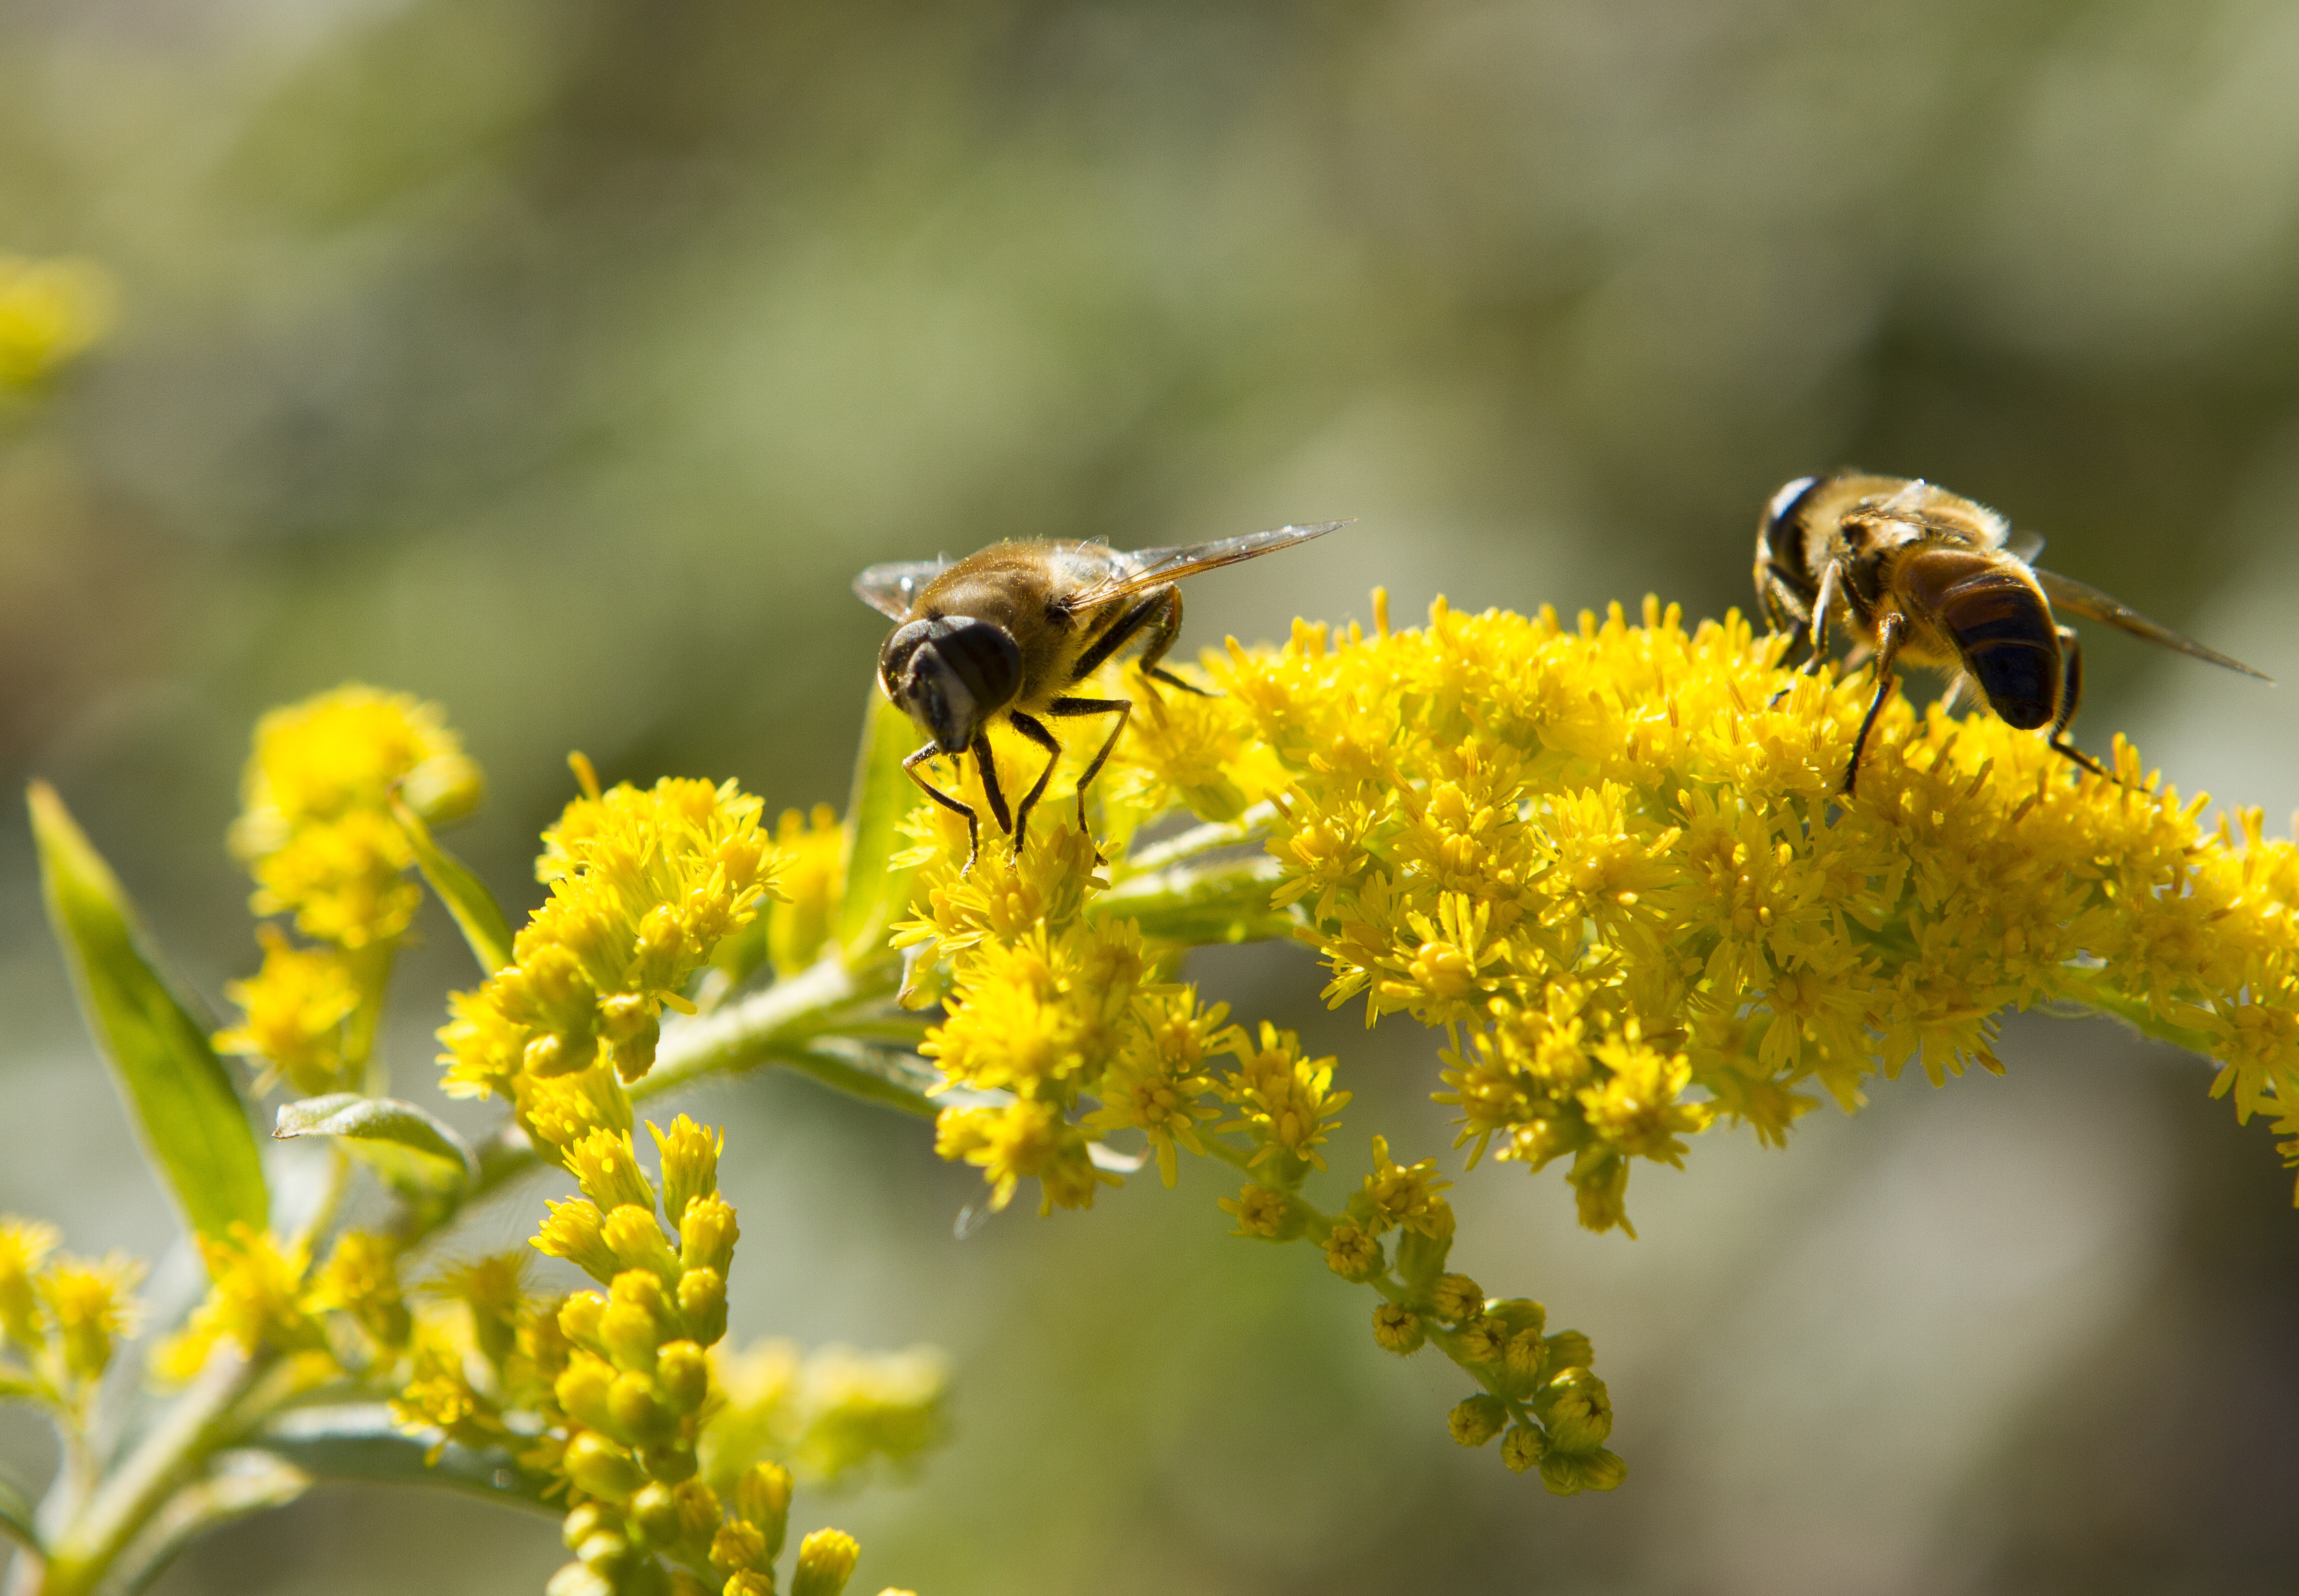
[0, 1471, 38, 1555]
[28, 782, 269, 1248]
[249, 1405, 557, 1512]
[778, 1038, 939, 1119]
[273, 1094, 475, 1195]
[391, 796, 514, 974]
[835, 689, 926, 967]
[1092, 855, 1294, 944]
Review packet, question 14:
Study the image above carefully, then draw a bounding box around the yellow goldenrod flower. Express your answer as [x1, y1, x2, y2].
[0, 1216, 60, 1348]
[440, 774, 782, 1120]
[0, 253, 113, 391]
[769, 804, 845, 978]
[34, 1252, 144, 1382]
[158, 1225, 325, 1381]
[308, 1230, 411, 1356]
[212, 925, 362, 1095]
[231, 685, 481, 949]
[791, 1529, 860, 1596]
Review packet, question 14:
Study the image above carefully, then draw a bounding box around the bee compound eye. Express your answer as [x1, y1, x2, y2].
[930, 618, 1023, 712]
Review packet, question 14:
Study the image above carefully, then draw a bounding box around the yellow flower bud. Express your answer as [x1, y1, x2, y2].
[1540, 1367, 1612, 1453]
[679, 1195, 739, 1277]
[1427, 1273, 1484, 1323]
[558, 1290, 608, 1352]
[791, 1529, 861, 1596]
[608, 1370, 677, 1445]
[1455, 1315, 1508, 1367]
[677, 1267, 727, 1347]
[734, 1461, 793, 1561]
[650, 1115, 723, 1225]
[1370, 1302, 1425, 1356]
[561, 1503, 611, 1552]
[561, 1432, 645, 1504]
[1501, 1424, 1546, 1475]
[1321, 1222, 1381, 1281]
[603, 1206, 683, 1285]
[1448, 1394, 1508, 1448]
[0, 1217, 57, 1348]
[555, 1352, 621, 1437]
[566, 1130, 658, 1216]
[656, 1340, 710, 1413]
[711, 1518, 767, 1575]
[1538, 1446, 1627, 1496]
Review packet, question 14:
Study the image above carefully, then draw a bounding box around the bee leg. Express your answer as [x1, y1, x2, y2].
[2045, 627, 2111, 781]
[903, 743, 980, 870]
[969, 730, 1014, 841]
[1136, 589, 1216, 699]
[1070, 591, 1172, 686]
[1772, 561, 1842, 706]
[1006, 712, 1064, 852]
[1047, 695, 1132, 842]
[1841, 610, 1905, 798]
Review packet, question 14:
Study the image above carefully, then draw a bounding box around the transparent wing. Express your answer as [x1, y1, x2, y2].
[852, 560, 949, 621]
[1064, 520, 1350, 609]
[2006, 530, 2046, 563]
[2035, 567, 2272, 681]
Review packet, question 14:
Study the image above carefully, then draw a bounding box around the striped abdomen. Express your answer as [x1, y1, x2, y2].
[1901, 549, 2061, 731]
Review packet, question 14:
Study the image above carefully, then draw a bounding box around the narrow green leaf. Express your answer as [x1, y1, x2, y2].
[1091, 855, 1294, 944]
[28, 782, 268, 1247]
[274, 1094, 475, 1194]
[778, 1039, 940, 1119]
[390, 796, 514, 974]
[0, 1471, 38, 1555]
[835, 689, 927, 967]
[250, 1405, 557, 1512]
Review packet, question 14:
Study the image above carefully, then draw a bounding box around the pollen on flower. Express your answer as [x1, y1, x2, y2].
[213, 926, 362, 1095]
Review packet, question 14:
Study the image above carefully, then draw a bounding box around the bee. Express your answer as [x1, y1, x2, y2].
[1754, 472, 2270, 794]
[855, 520, 1346, 865]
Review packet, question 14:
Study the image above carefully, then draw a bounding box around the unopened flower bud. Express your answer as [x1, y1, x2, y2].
[679, 1195, 739, 1277]
[734, 1461, 793, 1560]
[1504, 1330, 1549, 1389]
[1448, 1393, 1508, 1448]
[544, 1561, 613, 1596]
[554, 1352, 621, 1436]
[1542, 1329, 1593, 1371]
[603, 1205, 682, 1285]
[560, 1503, 610, 1552]
[1322, 1222, 1381, 1281]
[638, 1440, 697, 1483]
[1428, 1273, 1484, 1323]
[676, 1266, 727, 1346]
[566, 1129, 658, 1216]
[1541, 1367, 1613, 1453]
[1456, 1314, 1508, 1366]
[1502, 1423, 1546, 1475]
[561, 1432, 644, 1504]
[630, 1482, 682, 1547]
[608, 1370, 677, 1445]
[791, 1528, 860, 1596]
[656, 1340, 710, 1413]
[1371, 1302, 1425, 1356]
[711, 1518, 767, 1575]
[558, 1290, 607, 1352]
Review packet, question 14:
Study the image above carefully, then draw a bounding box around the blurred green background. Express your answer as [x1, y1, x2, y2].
[6, 0, 2299, 1591]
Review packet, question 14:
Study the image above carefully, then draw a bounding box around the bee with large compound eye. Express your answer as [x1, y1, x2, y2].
[854, 520, 1346, 867]
[1753, 472, 2270, 795]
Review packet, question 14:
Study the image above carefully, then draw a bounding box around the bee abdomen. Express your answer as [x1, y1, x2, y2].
[1928, 564, 2060, 731]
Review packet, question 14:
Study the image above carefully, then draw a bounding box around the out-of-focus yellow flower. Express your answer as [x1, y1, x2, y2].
[231, 685, 482, 949]
[0, 253, 113, 391]
[703, 1339, 949, 1489]
[0, 1216, 60, 1348]
[35, 1253, 144, 1382]
[213, 925, 361, 1094]
[158, 1225, 325, 1381]
[769, 804, 844, 978]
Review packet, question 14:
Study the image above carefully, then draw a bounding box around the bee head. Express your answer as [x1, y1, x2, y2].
[880, 615, 1023, 755]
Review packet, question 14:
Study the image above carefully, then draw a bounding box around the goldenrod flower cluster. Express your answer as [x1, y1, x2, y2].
[892, 590, 2299, 1485]
[215, 686, 483, 1095]
[438, 764, 783, 1168]
[0, 1216, 144, 1405]
[0, 252, 112, 393]
[705, 1339, 948, 1488]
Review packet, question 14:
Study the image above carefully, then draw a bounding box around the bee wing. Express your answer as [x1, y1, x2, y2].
[2007, 530, 2046, 563]
[2034, 567, 2273, 681]
[1064, 520, 1351, 609]
[852, 559, 949, 621]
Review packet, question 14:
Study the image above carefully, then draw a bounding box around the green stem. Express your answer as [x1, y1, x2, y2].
[26, 1349, 271, 1596]
[2050, 967, 2224, 1057]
